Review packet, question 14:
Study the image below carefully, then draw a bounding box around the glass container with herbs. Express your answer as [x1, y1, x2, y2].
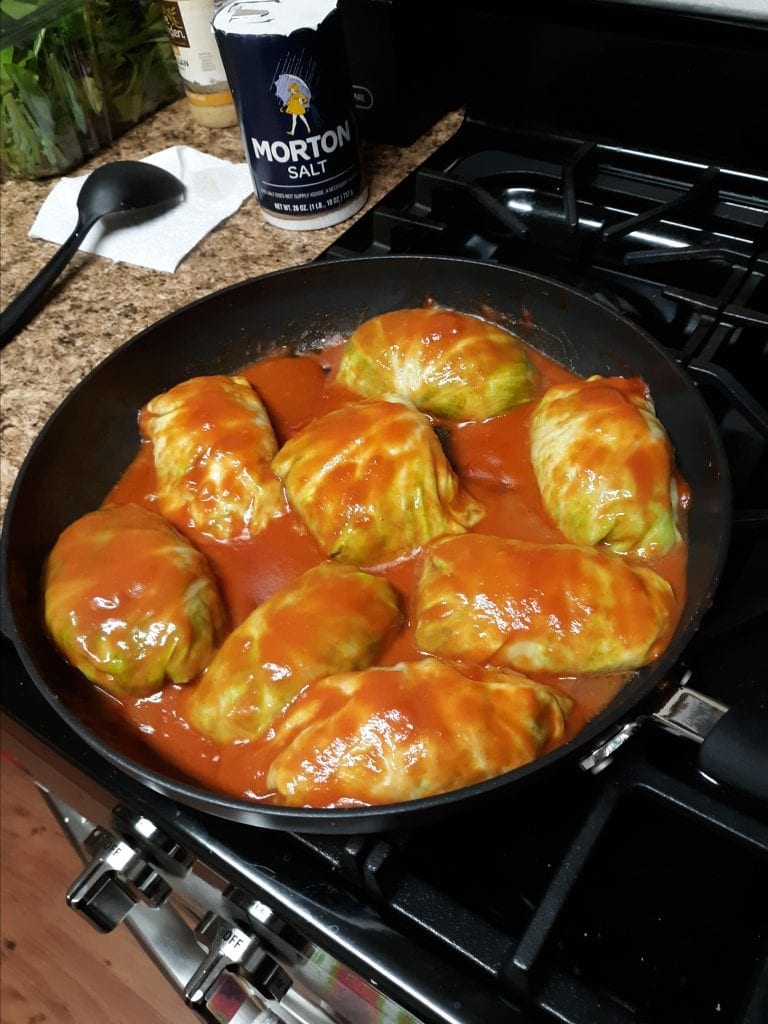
[1, 0, 183, 180]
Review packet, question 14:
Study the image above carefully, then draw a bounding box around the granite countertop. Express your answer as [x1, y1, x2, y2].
[0, 99, 463, 521]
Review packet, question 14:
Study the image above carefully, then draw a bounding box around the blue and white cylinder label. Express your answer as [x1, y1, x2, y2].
[214, 2, 366, 228]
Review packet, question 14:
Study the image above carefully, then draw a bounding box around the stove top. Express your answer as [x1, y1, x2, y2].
[2, 3, 768, 1023]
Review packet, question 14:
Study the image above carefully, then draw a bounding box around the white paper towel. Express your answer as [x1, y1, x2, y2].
[29, 146, 254, 273]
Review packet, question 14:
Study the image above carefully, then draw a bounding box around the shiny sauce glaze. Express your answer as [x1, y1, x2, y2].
[66, 335, 688, 804]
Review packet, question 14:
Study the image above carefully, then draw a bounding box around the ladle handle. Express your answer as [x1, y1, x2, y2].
[0, 219, 94, 349]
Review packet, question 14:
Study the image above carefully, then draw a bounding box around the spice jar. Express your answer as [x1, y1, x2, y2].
[161, 0, 237, 128]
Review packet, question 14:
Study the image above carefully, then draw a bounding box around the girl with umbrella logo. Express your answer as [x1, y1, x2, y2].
[275, 74, 311, 136]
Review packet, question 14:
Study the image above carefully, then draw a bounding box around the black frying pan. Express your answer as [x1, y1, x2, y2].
[0, 256, 734, 832]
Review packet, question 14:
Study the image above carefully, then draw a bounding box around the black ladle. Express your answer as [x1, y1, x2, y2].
[0, 160, 185, 348]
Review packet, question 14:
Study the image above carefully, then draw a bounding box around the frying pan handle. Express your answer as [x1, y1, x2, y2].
[699, 701, 768, 804]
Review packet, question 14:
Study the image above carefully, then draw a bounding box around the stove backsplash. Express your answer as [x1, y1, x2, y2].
[338, 0, 768, 165]
[339, 0, 462, 146]
[457, 0, 768, 172]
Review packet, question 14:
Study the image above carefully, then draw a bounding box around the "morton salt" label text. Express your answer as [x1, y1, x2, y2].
[251, 122, 352, 179]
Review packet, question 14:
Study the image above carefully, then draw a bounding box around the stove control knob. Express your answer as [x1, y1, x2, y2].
[225, 886, 310, 964]
[66, 825, 171, 933]
[186, 912, 292, 1020]
[112, 806, 194, 876]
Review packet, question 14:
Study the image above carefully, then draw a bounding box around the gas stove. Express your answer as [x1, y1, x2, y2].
[2, 3, 767, 1023]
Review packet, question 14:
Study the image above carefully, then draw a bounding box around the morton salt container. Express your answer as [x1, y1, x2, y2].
[213, 0, 367, 230]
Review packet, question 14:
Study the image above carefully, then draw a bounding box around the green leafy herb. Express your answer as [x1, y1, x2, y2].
[86, 0, 180, 133]
[1, 0, 180, 179]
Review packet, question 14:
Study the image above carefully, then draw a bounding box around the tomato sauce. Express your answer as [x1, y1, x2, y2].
[65, 334, 688, 805]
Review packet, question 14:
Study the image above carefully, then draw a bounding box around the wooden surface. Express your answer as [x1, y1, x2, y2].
[0, 754, 198, 1024]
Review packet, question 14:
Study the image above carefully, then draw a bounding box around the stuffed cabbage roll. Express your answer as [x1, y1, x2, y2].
[271, 396, 484, 566]
[336, 306, 537, 420]
[140, 374, 286, 541]
[187, 562, 402, 743]
[44, 503, 227, 697]
[265, 658, 572, 807]
[530, 375, 681, 558]
[415, 534, 676, 674]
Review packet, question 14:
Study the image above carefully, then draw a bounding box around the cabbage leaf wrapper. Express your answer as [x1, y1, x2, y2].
[140, 374, 287, 542]
[336, 307, 537, 420]
[415, 534, 676, 674]
[271, 395, 485, 566]
[530, 375, 682, 558]
[44, 503, 227, 697]
[264, 658, 572, 807]
[187, 562, 403, 743]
